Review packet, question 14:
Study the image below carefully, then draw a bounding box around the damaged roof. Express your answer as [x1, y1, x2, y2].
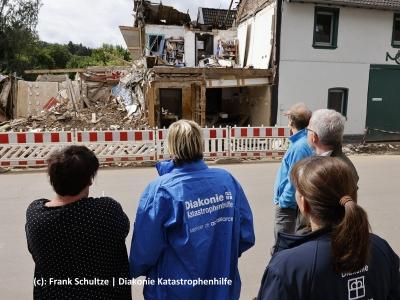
[236, 0, 273, 22]
[236, 0, 400, 23]
[134, 0, 191, 26]
[197, 7, 237, 28]
[288, 0, 400, 10]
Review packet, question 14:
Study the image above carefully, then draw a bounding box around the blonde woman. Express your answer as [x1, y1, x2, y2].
[129, 120, 255, 300]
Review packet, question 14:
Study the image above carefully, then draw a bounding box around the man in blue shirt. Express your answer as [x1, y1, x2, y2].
[273, 103, 313, 240]
[129, 120, 255, 300]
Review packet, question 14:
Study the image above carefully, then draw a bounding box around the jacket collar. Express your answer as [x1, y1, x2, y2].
[273, 227, 331, 255]
[331, 146, 343, 157]
[289, 128, 307, 143]
[171, 159, 208, 173]
[156, 159, 208, 176]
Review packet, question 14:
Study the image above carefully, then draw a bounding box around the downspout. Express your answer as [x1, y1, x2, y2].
[271, 0, 283, 125]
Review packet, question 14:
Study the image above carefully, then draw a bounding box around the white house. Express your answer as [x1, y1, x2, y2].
[237, 0, 400, 139]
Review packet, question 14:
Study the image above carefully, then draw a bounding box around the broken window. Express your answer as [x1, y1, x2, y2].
[328, 88, 348, 117]
[148, 34, 164, 54]
[196, 33, 214, 66]
[392, 13, 400, 47]
[313, 7, 339, 49]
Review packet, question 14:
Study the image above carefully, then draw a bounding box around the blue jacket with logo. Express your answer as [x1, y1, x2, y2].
[273, 129, 314, 208]
[129, 160, 255, 300]
[257, 228, 400, 300]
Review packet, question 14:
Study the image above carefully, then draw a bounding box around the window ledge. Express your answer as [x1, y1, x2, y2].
[312, 44, 338, 49]
[391, 42, 400, 48]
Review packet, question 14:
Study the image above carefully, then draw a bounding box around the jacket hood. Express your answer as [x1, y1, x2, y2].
[274, 227, 331, 255]
[155, 159, 175, 176]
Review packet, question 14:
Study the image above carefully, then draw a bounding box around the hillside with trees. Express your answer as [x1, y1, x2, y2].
[0, 0, 131, 78]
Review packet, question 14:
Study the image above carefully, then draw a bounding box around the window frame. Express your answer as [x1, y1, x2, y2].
[391, 13, 400, 48]
[327, 87, 348, 117]
[313, 6, 340, 49]
[147, 34, 164, 53]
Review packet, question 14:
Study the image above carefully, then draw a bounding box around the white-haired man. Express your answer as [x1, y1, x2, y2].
[307, 109, 359, 182]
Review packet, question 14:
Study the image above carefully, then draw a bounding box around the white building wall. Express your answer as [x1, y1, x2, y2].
[184, 31, 196, 67]
[278, 2, 399, 134]
[237, 4, 275, 68]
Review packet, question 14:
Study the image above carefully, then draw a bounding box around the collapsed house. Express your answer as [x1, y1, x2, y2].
[1, 0, 274, 132]
[119, 0, 272, 128]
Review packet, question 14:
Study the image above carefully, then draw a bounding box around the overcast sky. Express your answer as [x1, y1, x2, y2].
[37, 0, 233, 48]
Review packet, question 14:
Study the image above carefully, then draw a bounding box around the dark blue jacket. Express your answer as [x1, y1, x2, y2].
[130, 160, 255, 300]
[258, 228, 400, 300]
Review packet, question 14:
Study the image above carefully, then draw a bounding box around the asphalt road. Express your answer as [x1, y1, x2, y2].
[0, 155, 399, 299]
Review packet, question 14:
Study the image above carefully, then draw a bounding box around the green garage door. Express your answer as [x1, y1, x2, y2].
[366, 65, 400, 138]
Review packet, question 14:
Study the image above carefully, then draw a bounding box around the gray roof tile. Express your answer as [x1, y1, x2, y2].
[290, 0, 400, 10]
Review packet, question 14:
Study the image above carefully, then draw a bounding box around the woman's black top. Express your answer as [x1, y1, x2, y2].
[25, 197, 132, 300]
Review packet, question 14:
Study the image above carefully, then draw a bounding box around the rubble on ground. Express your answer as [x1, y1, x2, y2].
[343, 143, 400, 155]
[0, 59, 152, 132]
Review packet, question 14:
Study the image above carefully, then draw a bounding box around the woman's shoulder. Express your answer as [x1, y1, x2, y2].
[370, 233, 399, 261]
[86, 196, 123, 210]
[26, 199, 48, 213]
[270, 235, 331, 275]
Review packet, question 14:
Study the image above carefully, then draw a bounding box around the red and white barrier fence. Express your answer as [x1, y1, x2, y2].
[0, 126, 290, 168]
[230, 127, 291, 158]
[75, 130, 156, 162]
[0, 132, 72, 167]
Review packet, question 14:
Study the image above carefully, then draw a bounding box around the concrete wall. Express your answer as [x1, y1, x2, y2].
[277, 2, 400, 134]
[184, 31, 196, 67]
[237, 3, 275, 68]
[17, 81, 59, 117]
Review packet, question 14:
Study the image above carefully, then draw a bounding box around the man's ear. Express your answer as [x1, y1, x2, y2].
[311, 132, 318, 144]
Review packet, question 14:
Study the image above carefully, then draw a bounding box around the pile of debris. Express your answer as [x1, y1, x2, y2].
[343, 143, 400, 155]
[0, 75, 15, 122]
[0, 60, 152, 132]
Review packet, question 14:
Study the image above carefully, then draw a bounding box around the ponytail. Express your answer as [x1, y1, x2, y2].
[332, 196, 370, 273]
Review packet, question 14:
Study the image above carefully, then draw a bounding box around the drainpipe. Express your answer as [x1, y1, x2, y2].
[271, 0, 283, 126]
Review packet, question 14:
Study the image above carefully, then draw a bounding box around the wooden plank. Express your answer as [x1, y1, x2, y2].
[0, 79, 11, 108]
[200, 84, 206, 127]
[152, 67, 273, 78]
[182, 86, 192, 120]
[16, 81, 29, 117]
[66, 79, 79, 112]
[147, 84, 156, 128]
[24, 68, 85, 74]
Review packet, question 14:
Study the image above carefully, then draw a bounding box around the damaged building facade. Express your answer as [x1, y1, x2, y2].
[1, 1, 276, 132]
[120, 0, 273, 128]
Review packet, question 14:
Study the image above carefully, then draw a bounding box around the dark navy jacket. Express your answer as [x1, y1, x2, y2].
[130, 160, 255, 300]
[258, 228, 400, 300]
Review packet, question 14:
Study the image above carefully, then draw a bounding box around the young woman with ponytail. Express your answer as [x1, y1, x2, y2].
[257, 156, 399, 300]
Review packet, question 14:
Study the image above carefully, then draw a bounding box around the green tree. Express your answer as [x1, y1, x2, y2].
[0, 0, 41, 75]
